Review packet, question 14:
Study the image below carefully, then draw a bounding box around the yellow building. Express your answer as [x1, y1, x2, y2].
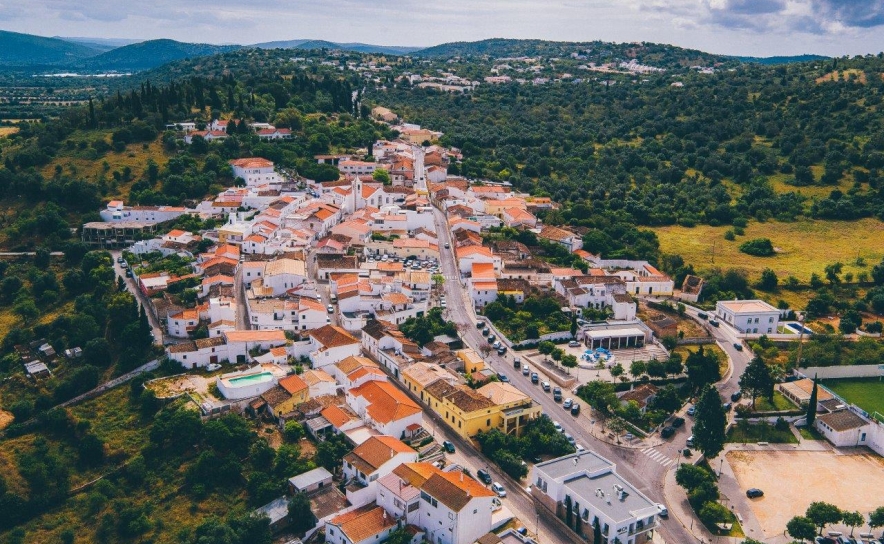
[423, 379, 541, 439]
[483, 198, 528, 219]
[456, 348, 485, 375]
[262, 374, 310, 416]
[401, 362, 459, 402]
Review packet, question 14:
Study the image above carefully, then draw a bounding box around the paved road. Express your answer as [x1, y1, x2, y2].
[432, 206, 693, 544]
[110, 250, 166, 345]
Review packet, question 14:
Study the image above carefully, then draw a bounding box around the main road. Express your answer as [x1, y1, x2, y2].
[431, 207, 701, 544]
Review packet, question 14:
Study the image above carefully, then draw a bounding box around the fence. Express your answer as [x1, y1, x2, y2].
[797, 365, 884, 380]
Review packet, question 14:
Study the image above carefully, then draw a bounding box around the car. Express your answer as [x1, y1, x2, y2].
[552, 387, 562, 402]
[731, 391, 743, 402]
[514, 359, 522, 369]
[326, 317, 331, 324]
[531, 373, 539, 384]
[671, 417, 685, 428]
[327, 305, 334, 313]
[497, 347, 507, 355]
[444, 243, 450, 249]
[552, 421, 563, 433]
[733, 342, 744, 351]
[442, 441, 455, 454]
[686, 435, 695, 447]
[125, 269, 133, 278]
[571, 403, 581, 416]
[491, 482, 507, 498]
[661, 426, 676, 439]
[497, 373, 510, 383]
[487, 335, 496, 343]
[482, 328, 490, 336]
[541, 381, 551, 392]
[565, 433, 576, 445]
[746, 488, 764, 499]
[697, 312, 708, 320]
[814, 539, 838, 544]
[722, 402, 733, 411]
[568, 340, 580, 347]
[562, 398, 573, 410]
[120, 261, 128, 269]
[532, 456, 542, 464]
[656, 504, 669, 518]
[492, 341, 501, 349]
[522, 365, 530, 375]
[575, 444, 586, 452]
[517, 527, 528, 536]
[476, 321, 485, 329]
[476, 469, 492, 485]
[117, 257, 124, 263]
[709, 319, 720, 327]
[686, 406, 696, 416]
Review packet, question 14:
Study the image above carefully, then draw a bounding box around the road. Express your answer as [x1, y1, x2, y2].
[431, 206, 697, 544]
[110, 250, 166, 345]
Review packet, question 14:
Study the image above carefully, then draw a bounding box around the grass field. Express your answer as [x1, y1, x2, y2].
[821, 378, 884, 417]
[751, 391, 795, 412]
[673, 344, 728, 377]
[726, 421, 798, 444]
[655, 218, 884, 282]
[0, 126, 19, 137]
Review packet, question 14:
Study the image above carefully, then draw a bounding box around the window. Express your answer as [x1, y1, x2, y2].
[487, 419, 491, 426]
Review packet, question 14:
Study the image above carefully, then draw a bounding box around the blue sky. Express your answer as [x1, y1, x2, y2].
[2, 0, 884, 56]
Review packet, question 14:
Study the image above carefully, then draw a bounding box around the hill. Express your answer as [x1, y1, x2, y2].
[412, 38, 732, 68]
[80, 39, 242, 71]
[737, 54, 829, 65]
[54, 36, 142, 52]
[252, 39, 420, 55]
[0, 29, 102, 67]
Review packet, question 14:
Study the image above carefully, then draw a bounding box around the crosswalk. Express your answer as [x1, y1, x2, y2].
[642, 447, 676, 467]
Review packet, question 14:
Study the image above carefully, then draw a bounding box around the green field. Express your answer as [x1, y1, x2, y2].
[655, 218, 884, 283]
[822, 378, 884, 418]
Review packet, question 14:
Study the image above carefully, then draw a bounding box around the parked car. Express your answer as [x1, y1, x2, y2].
[442, 441, 456, 454]
[656, 504, 669, 518]
[482, 328, 490, 336]
[541, 381, 551, 392]
[575, 444, 586, 452]
[571, 403, 581, 416]
[120, 261, 128, 269]
[709, 319, 720, 327]
[722, 402, 733, 411]
[487, 335, 496, 343]
[553, 421, 563, 433]
[117, 257, 124, 263]
[497, 347, 507, 355]
[565, 433, 575, 445]
[492, 341, 502, 349]
[746, 488, 764, 499]
[125, 269, 133, 278]
[531, 372, 539, 384]
[514, 359, 522, 369]
[444, 243, 450, 249]
[522, 365, 530, 375]
[568, 340, 580, 347]
[491, 482, 507, 498]
[731, 391, 743, 402]
[686, 435, 694, 447]
[562, 398, 573, 410]
[661, 426, 676, 439]
[497, 374, 510, 383]
[476, 321, 485, 329]
[671, 417, 685, 428]
[513, 357, 521, 367]
[697, 312, 708, 320]
[327, 304, 334, 313]
[476, 469, 492, 485]
[552, 387, 562, 402]
[686, 406, 696, 416]
[733, 342, 743, 351]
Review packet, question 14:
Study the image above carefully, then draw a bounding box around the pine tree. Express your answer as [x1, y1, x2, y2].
[739, 355, 774, 409]
[564, 495, 573, 528]
[806, 375, 819, 426]
[593, 518, 602, 544]
[693, 384, 727, 459]
[138, 305, 153, 348]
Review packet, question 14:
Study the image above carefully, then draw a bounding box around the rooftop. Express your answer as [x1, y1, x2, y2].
[329, 504, 396, 543]
[818, 409, 869, 432]
[717, 299, 780, 314]
[343, 435, 415, 475]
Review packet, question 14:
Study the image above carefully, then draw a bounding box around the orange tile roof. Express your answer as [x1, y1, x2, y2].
[457, 245, 492, 258]
[350, 381, 421, 424]
[343, 435, 415, 474]
[230, 157, 273, 169]
[322, 404, 357, 428]
[329, 504, 396, 543]
[279, 374, 308, 395]
[471, 262, 496, 279]
[309, 325, 359, 349]
[393, 462, 494, 511]
[223, 330, 287, 343]
[336, 355, 380, 375]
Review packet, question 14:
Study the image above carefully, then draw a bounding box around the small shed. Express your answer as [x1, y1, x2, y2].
[64, 347, 83, 359]
[24, 361, 51, 378]
[254, 496, 291, 533]
[38, 343, 56, 358]
[288, 466, 333, 495]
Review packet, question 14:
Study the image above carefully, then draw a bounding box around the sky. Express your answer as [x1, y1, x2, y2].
[2, 0, 884, 57]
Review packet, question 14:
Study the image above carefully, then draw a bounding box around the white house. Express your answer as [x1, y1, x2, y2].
[346, 380, 423, 439]
[532, 451, 659, 544]
[341, 435, 419, 507]
[260, 258, 308, 295]
[301, 369, 338, 398]
[230, 158, 282, 186]
[715, 299, 781, 334]
[308, 325, 362, 369]
[326, 504, 399, 544]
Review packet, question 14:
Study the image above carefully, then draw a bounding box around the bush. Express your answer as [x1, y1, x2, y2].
[739, 238, 775, 257]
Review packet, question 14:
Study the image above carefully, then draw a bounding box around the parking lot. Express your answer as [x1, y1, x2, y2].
[726, 450, 884, 538]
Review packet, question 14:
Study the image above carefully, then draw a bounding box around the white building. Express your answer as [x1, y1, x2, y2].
[230, 158, 282, 186]
[100, 200, 191, 223]
[342, 435, 419, 507]
[308, 325, 362, 369]
[346, 380, 423, 439]
[532, 451, 659, 544]
[715, 299, 781, 334]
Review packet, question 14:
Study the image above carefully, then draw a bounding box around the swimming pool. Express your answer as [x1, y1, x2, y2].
[228, 372, 273, 385]
[217, 371, 277, 400]
[785, 322, 813, 335]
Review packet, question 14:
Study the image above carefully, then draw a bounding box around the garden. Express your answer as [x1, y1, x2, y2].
[482, 294, 572, 342]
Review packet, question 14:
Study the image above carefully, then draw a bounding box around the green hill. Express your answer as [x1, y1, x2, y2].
[0, 29, 103, 67]
[80, 39, 242, 71]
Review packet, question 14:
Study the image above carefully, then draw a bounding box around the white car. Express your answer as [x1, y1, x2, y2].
[575, 444, 586, 452]
[553, 421, 563, 433]
[491, 482, 507, 498]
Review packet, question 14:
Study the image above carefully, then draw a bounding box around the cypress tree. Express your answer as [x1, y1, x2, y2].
[593, 518, 602, 544]
[564, 495, 572, 528]
[806, 375, 819, 426]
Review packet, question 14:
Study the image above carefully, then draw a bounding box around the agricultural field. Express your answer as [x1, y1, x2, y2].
[655, 218, 884, 282]
[821, 378, 884, 417]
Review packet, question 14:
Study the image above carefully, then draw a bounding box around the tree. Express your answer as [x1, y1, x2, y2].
[698, 501, 730, 525]
[610, 363, 624, 379]
[869, 506, 884, 535]
[686, 346, 721, 392]
[593, 517, 602, 544]
[757, 268, 779, 291]
[629, 360, 646, 380]
[384, 528, 415, 544]
[739, 238, 775, 257]
[288, 493, 316, 534]
[675, 463, 714, 491]
[824, 262, 843, 288]
[283, 421, 304, 442]
[646, 360, 667, 379]
[841, 510, 864, 536]
[805, 375, 819, 427]
[805, 501, 842, 535]
[786, 516, 817, 542]
[564, 494, 573, 528]
[561, 354, 578, 373]
[739, 356, 774, 409]
[576, 380, 618, 414]
[693, 385, 727, 459]
[665, 356, 683, 376]
[371, 168, 391, 184]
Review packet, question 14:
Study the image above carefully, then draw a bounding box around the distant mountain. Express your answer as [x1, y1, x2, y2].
[736, 54, 829, 65]
[80, 39, 242, 71]
[0, 29, 103, 67]
[252, 39, 420, 55]
[55, 36, 142, 52]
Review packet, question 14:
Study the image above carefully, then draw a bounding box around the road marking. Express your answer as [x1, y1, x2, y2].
[641, 447, 675, 467]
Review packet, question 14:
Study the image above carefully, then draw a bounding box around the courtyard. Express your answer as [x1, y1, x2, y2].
[727, 450, 884, 538]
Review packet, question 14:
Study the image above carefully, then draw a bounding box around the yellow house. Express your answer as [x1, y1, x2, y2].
[262, 374, 310, 416]
[423, 379, 542, 439]
[401, 362, 459, 402]
[456, 349, 485, 375]
[477, 382, 542, 436]
[483, 198, 528, 219]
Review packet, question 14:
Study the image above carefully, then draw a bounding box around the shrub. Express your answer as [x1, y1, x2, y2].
[739, 238, 775, 257]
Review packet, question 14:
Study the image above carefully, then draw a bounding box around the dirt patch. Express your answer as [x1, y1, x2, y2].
[727, 450, 884, 538]
[0, 410, 13, 430]
[816, 69, 867, 84]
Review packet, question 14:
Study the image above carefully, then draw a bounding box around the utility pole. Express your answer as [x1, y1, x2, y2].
[794, 311, 806, 370]
[711, 241, 715, 264]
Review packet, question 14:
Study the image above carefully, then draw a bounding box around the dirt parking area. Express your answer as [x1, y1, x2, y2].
[146, 374, 210, 398]
[727, 450, 884, 537]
